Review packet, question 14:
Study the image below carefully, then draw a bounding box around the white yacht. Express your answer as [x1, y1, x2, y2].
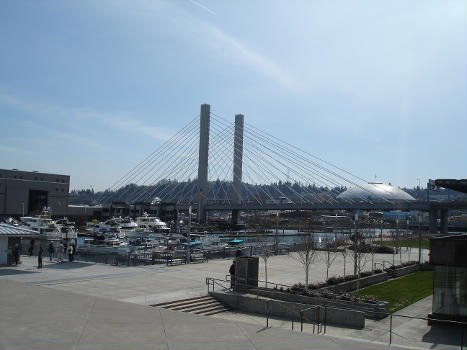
[90, 219, 126, 238]
[135, 214, 170, 233]
[55, 218, 78, 244]
[114, 217, 139, 232]
[20, 211, 59, 238]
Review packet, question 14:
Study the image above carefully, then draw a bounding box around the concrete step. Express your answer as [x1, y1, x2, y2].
[151, 295, 211, 308]
[170, 299, 220, 311]
[195, 305, 231, 316]
[151, 295, 231, 316]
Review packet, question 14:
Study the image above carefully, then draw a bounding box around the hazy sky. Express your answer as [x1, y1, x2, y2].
[0, 0, 465, 191]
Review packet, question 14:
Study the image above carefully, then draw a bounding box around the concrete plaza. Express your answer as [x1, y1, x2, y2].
[0, 248, 461, 350]
[1, 249, 426, 305]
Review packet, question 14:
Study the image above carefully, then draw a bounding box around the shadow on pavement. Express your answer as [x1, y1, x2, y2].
[43, 262, 92, 270]
[421, 324, 465, 347]
[0, 268, 38, 276]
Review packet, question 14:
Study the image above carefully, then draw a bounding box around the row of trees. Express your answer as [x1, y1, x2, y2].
[69, 181, 347, 205]
[256, 225, 418, 296]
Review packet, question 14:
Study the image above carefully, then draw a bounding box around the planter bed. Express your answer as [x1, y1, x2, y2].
[249, 288, 389, 320]
[211, 290, 366, 328]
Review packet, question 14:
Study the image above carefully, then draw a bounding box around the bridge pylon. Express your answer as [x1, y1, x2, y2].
[231, 114, 244, 225]
[197, 104, 210, 224]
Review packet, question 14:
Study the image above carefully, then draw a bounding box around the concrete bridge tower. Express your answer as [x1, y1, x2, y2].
[197, 104, 210, 223]
[231, 114, 244, 225]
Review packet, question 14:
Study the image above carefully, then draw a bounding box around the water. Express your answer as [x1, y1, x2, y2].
[78, 227, 412, 250]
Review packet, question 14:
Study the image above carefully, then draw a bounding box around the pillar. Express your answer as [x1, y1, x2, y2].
[429, 207, 438, 234]
[197, 104, 210, 224]
[232, 114, 244, 225]
[440, 209, 448, 234]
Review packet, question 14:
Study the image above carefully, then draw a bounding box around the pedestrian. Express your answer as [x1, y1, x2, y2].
[29, 240, 35, 256]
[229, 260, 236, 289]
[235, 249, 242, 257]
[57, 242, 64, 263]
[14, 243, 20, 265]
[68, 244, 73, 263]
[48, 242, 54, 261]
[37, 246, 43, 268]
[63, 241, 68, 260]
[72, 243, 77, 260]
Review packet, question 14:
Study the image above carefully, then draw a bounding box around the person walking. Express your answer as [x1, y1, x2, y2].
[68, 244, 73, 263]
[14, 243, 20, 265]
[63, 241, 68, 260]
[48, 242, 54, 261]
[229, 260, 236, 289]
[57, 242, 64, 263]
[28, 240, 35, 256]
[37, 246, 43, 268]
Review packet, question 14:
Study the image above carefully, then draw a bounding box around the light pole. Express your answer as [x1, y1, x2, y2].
[186, 206, 191, 264]
[353, 212, 358, 275]
[418, 212, 422, 263]
[275, 211, 279, 254]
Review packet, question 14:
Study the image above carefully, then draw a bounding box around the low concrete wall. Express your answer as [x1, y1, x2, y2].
[388, 264, 419, 278]
[325, 272, 389, 293]
[419, 263, 433, 271]
[211, 291, 365, 329]
[0, 236, 8, 265]
[250, 288, 388, 319]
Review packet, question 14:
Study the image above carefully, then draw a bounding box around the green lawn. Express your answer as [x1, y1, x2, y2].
[356, 271, 433, 313]
[374, 238, 430, 250]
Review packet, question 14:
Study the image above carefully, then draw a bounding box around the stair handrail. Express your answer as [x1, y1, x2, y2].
[206, 276, 231, 293]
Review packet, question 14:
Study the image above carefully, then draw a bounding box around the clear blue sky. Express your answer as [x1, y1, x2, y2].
[0, 0, 465, 191]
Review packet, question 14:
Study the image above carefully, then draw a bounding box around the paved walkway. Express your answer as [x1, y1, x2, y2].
[0, 279, 414, 350]
[1, 250, 460, 350]
[1, 250, 425, 305]
[212, 295, 464, 350]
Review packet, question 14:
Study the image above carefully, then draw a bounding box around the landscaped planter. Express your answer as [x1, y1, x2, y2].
[249, 288, 389, 320]
[324, 271, 390, 294]
[210, 290, 366, 328]
[388, 263, 420, 277]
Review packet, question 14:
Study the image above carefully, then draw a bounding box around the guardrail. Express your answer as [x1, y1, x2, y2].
[206, 275, 466, 348]
[374, 260, 394, 271]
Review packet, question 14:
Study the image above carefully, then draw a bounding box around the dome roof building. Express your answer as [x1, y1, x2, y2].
[337, 182, 415, 202]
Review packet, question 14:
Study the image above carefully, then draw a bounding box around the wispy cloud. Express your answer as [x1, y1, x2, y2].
[0, 93, 175, 142]
[202, 23, 300, 91]
[115, 0, 300, 91]
[188, 0, 216, 15]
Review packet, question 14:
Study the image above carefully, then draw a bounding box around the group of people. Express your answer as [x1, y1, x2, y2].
[36, 241, 76, 269]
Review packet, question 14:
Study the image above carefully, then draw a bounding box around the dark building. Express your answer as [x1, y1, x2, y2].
[0, 169, 70, 217]
[429, 235, 466, 324]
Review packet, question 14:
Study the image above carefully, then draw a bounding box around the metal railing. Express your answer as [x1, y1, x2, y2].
[374, 260, 394, 271]
[206, 275, 466, 348]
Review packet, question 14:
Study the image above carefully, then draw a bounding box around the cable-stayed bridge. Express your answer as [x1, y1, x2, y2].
[99, 104, 465, 232]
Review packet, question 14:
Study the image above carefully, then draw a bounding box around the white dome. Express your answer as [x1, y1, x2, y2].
[337, 183, 415, 202]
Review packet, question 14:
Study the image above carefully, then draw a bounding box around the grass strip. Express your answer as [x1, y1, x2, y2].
[374, 238, 430, 250]
[356, 271, 433, 313]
